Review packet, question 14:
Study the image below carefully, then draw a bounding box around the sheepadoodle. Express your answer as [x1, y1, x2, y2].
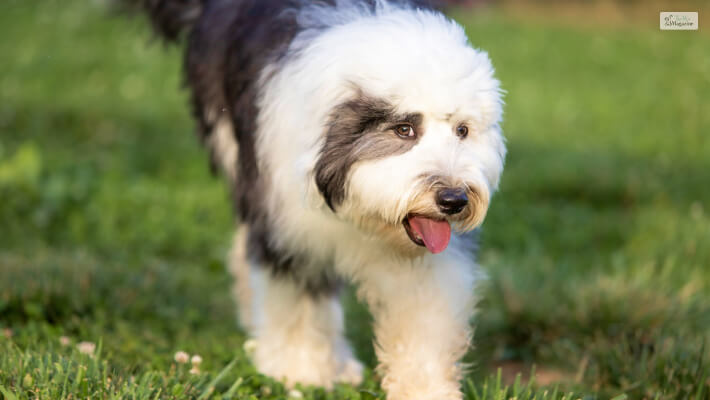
[142, 0, 505, 398]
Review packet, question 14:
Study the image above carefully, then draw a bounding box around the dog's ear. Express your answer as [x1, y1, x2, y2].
[314, 140, 349, 211]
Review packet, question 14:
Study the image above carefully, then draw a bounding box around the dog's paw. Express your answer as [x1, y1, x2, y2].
[251, 341, 337, 389]
[249, 337, 364, 389]
[255, 358, 336, 389]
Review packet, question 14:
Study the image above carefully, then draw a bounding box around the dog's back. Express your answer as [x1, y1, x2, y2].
[143, 1, 299, 219]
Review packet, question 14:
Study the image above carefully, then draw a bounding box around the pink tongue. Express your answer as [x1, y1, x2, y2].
[408, 216, 451, 254]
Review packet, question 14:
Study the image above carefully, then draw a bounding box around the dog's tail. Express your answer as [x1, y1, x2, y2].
[141, 0, 204, 42]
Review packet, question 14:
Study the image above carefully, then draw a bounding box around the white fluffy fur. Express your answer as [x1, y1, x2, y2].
[224, 2, 505, 399]
[229, 225, 364, 388]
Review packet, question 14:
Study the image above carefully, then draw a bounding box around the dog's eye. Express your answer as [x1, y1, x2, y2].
[393, 124, 416, 139]
[456, 124, 469, 139]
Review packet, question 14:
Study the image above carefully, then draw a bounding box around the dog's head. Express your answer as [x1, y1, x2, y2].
[309, 7, 505, 255]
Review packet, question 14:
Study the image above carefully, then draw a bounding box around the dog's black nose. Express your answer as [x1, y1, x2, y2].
[436, 188, 468, 215]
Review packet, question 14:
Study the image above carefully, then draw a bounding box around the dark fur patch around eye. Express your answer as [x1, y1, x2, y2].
[315, 92, 423, 210]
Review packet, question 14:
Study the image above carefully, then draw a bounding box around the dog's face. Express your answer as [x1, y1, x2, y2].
[299, 8, 504, 255]
[313, 39, 504, 255]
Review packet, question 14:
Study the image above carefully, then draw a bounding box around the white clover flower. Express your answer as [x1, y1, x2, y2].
[189, 366, 200, 375]
[77, 341, 96, 355]
[288, 389, 303, 399]
[59, 336, 71, 346]
[23, 373, 33, 387]
[190, 354, 203, 366]
[242, 339, 257, 356]
[174, 351, 190, 364]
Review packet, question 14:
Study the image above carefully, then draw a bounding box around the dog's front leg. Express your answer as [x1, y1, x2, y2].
[228, 227, 363, 388]
[355, 249, 479, 400]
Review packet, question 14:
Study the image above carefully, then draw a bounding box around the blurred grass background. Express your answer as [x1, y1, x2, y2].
[1, 0, 709, 398]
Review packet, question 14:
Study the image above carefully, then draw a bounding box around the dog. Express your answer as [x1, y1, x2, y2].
[142, 0, 505, 398]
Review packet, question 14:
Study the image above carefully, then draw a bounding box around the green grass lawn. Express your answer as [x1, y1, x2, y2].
[1, 0, 709, 398]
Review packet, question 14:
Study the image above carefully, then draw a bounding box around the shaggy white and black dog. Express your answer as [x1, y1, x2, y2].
[143, 0, 505, 398]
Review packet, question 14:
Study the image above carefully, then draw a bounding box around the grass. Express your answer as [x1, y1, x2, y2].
[1, 0, 709, 398]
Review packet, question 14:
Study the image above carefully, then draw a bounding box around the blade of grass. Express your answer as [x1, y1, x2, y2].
[197, 358, 237, 400]
[0, 385, 18, 400]
[223, 377, 243, 399]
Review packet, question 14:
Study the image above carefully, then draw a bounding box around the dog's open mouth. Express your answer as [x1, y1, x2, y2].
[403, 214, 452, 254]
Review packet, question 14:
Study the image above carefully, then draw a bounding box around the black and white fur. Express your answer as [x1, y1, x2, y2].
[143, 0, 505, 398]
